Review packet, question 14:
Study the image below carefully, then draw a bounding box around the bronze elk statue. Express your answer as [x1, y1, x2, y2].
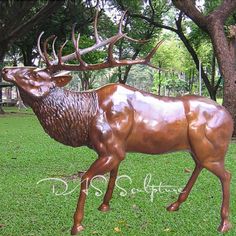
[2, 11, 233, 235]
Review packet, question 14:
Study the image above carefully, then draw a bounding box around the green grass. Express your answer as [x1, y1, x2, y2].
[0, 110, 236, 236]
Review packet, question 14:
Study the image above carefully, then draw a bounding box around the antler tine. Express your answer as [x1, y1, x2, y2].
[58, 40, 68, 65]
[43, 35, 56, 67]
[118, 11, 149, 44]
[108, 34, 124, 62]
[37, 32, 46, 61]
[118, 10, 127, 34]
[52, 36, 58, 60]
[144, 40, 164, 64]
[123, 35, 150, 44]
[72, 24, 86, 67]
[72, 23, 77, 45]
[94, 9, 100, 43]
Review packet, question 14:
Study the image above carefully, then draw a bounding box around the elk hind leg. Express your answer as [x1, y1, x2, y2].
[203, 160, 232, 233]
[167, 157, 202, 211]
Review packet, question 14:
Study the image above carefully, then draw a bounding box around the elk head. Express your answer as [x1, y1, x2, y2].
[2, 67, 72, 97]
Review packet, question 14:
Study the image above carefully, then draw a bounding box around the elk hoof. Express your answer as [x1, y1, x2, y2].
[98, 203, 110, 212]
[166, 202, 179, 212]
[218, 220, 232, 233]
[71, 225, 84, 235]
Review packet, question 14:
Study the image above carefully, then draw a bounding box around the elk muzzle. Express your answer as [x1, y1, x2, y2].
[1, 67, 15, 82]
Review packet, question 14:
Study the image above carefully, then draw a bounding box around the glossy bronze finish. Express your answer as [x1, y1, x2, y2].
[2, 67, 233, 234]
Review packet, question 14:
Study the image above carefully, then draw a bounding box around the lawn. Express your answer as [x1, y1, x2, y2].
[0, 108, 236, 236]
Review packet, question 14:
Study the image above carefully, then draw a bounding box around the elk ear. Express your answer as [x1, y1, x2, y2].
[52, 73, 72, 87]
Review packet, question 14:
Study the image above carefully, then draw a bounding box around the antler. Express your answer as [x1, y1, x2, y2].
[37, 10, 163, 72]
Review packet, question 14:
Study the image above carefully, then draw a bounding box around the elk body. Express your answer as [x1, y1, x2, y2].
[2, 11, 234, 235]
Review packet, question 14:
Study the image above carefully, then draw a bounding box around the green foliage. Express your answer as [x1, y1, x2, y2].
[204, 0, 224, 15]
[187, 22, 209, 49]
[152, 70, 188, 96]
[153, 39, 186, 71]
[150, 38, 192, 95]
[63, 35, 107, 65]
[126, 65, 154, 91]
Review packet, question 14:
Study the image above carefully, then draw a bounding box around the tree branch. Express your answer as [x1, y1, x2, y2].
[210, 0, 236, 22]
[148, 0, 155, 20]
[129, 13, 177, 33]
[4, 2, 35, 35]
[174, 15, 214, 98]
[118, 18, 156, 84]
[7, 1, 64, 42]
[215, 76, 222, 91]
[172, 0, 208, 32]
[116, 0, 175, 33]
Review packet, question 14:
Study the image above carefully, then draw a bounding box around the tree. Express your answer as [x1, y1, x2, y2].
[121, 1, 219, 100]
[188, 23, 223, 98]
[172, 0, 236, 136]
[103, 0, 162, 84]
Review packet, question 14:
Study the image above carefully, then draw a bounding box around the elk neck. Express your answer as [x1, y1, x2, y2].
[19, 87, 98, 147]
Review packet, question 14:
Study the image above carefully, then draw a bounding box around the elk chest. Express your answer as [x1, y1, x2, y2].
[31, 88, 98, 147]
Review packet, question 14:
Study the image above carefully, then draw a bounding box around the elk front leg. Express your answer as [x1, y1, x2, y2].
[71, 156, 119, 235]
[98, 166, 119, 212]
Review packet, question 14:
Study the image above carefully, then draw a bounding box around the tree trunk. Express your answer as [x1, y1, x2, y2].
[118, 48, 142, 84]
[207, 19, 236, 136]
[188, 69, 195, 93]
[211, 52, 216, 87]
[158, 61, 162, 95]
[209, 52, 217, 101]
[81, 78, 89, 91]
[80, 72, 92, 91]
[21, 44, 34, 66]
[0, 45, 7, 114]
[223, 78, 236, 137]
[118, 66, 132, 84]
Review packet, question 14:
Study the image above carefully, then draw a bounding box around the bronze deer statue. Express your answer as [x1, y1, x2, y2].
[2, 10, 233, 235]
